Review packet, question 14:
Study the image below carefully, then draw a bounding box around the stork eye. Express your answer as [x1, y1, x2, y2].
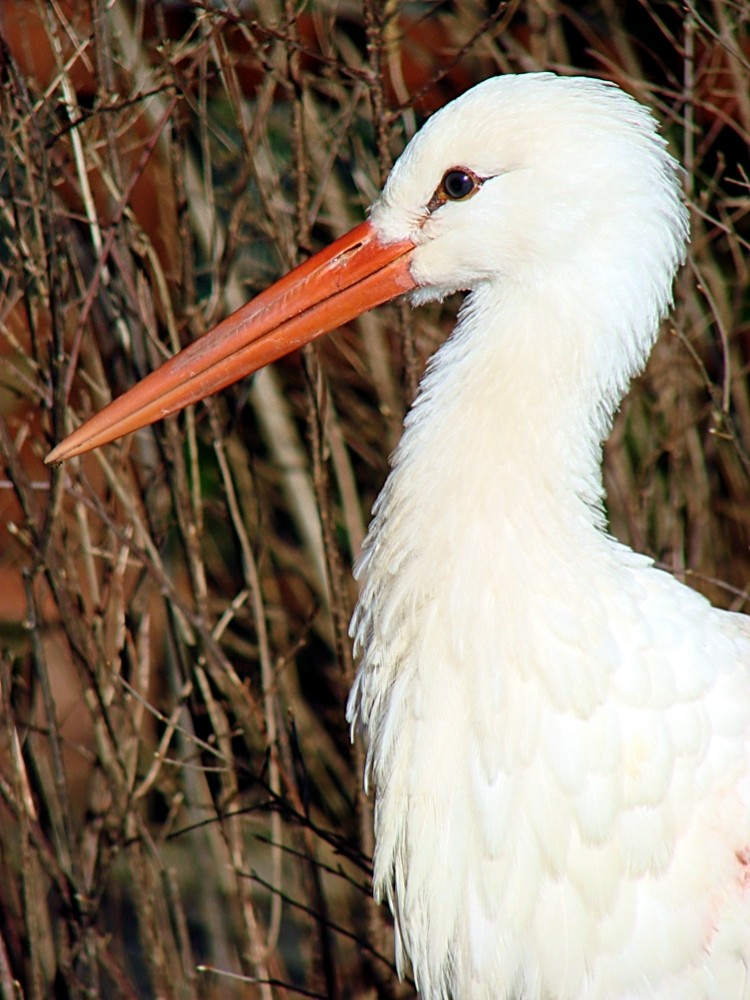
[427, 167, 483, 213]
[443, 170, 476, 200]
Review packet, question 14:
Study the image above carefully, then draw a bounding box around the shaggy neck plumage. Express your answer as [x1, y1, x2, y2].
[349, 278, 659, 737]
[386, 278, 655, 549]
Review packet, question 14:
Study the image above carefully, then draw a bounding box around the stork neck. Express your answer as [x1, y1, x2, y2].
[401, 282, 643, 542]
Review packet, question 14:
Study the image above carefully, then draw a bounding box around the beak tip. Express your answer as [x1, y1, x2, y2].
[46, 438, 81, 464]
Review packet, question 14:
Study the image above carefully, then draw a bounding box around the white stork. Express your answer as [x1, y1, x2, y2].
[48, 73, 750, 1000]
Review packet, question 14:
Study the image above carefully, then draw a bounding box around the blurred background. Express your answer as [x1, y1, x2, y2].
[0, 1, 748, 997]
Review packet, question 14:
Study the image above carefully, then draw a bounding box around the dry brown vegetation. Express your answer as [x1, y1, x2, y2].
[0, 1, 748, 997]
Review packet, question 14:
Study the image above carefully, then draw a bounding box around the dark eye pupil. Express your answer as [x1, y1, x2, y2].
[444, 170, 474, 199]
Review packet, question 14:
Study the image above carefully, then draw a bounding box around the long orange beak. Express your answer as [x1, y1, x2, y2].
[46, 220, 417, 463]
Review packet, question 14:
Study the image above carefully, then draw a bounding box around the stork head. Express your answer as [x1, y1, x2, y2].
[46, 73, 688, 464]
[373, 73, 687, 308]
